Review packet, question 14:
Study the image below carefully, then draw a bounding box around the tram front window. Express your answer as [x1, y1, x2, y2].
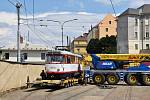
[47, 55, 64, 63]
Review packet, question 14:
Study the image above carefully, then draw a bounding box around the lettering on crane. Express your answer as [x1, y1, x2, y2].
[102, 62, 113, 65]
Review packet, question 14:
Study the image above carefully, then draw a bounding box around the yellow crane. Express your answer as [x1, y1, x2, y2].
[83, 54, 150, 62]
[82, 54, 150, 68]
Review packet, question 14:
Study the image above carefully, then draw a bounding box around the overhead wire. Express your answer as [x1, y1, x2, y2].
[26, 25, 52, 46]
[109, 0, 117, 17]
[18, 0, 52, 47]
[23, 0, 28, 25]
[33, 0, 35, 31]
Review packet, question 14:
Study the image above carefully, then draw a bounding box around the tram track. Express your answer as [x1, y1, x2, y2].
[2, 84, 150, 100]
[102, 85, 118, 100]
[20, 85, 84, 100]
[45, 85, 85, 100]
[63, 86, 96, 100]
[45, 85, 96, 100]
[124, 86, 132, 100]
[102, 85, 133, 100]
[20, 87, 47, 100]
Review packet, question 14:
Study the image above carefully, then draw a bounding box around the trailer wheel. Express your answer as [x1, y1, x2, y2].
[93, 74, 105, 84]
[125, 74, 138, 85]
[142, 74, 150, 86]
[107, 74, 119, 85]
[64, 82, 70, 88]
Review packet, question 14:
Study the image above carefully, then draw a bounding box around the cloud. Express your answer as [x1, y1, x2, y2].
[79, 2, 84, 9]
[0, 11, 106, 48]
[0, 12, 17, 25]
[94, 0, 123, 5]
[0, 28, 10, 36]
[35, 11, 72, 18]
[128, 0, 150, 8]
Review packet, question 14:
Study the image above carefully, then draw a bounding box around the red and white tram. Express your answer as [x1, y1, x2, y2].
[45, 50, 82, 80]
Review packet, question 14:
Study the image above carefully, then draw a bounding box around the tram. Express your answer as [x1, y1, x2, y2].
[45, 50, 83, 80]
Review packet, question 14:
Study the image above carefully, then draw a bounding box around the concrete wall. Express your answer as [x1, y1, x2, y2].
[0, 61, 45, 93]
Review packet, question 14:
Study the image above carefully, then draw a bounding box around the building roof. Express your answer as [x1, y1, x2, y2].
[119, 8, 139, 17]
[138, 4, 150, 14]
[47, 50, 82, 58]
[98, 14, 116, 25]
[0, 42, 49, 51]
[119, 4, 150, 17]
[74, 33, 88, 41]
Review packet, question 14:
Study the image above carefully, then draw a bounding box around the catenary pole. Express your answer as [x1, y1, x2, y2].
[8, 0, 22, 62]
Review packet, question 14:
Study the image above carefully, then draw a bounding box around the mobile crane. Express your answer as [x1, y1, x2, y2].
[83, 54, 150, 86]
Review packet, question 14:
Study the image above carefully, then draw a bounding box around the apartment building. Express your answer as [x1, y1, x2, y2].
[87, 14, 117, 43]
[117, 4, 150, 54]
[71, 33, 88, 55]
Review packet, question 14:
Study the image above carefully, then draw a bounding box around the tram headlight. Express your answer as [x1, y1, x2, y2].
[51, 75, 54, 78]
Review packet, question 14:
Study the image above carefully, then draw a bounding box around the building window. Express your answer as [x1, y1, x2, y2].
[145, 32, 149, 40]
[146, 25, 149, 32]
[135, 32, 138, 39]
[135, 44, 138, 50]
[135, 19, 138, 26]
[145, 18, 149, 25]
[109, 21, 111, 24]
[5, 53, 9, 59]
[106, 28, 109, 32]
[24, 53, 27, 60]
[146, 44, 150, 49]
[41, 53, 45, 60]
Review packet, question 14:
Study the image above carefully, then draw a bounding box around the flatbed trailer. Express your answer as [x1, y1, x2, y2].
[27, 78, 83, 88]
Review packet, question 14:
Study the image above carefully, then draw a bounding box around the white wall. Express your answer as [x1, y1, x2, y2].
[1, 50, 47, 63]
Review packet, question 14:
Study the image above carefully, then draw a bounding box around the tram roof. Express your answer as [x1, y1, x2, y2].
[47, 50, 82, 58]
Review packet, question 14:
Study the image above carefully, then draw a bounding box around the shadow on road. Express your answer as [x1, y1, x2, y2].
[24, 85, 63, 92]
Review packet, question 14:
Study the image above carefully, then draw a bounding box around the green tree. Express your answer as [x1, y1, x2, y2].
[86, 39, 101, 54]
[86, 35, 117, 54]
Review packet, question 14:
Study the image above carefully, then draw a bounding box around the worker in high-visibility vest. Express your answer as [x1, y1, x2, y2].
[84, 63, 91, 85]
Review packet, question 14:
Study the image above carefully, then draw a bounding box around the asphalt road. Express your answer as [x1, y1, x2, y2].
[1, 83, 150, 100]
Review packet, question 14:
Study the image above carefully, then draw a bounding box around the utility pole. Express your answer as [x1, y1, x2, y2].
[8, 0, 22, 62]
[16, 3, 22, 62]
[44, 19, 78, 47]
[28, 31, 29, 42]
[61, 24, 64, 47]
[67, 36, 69, 46]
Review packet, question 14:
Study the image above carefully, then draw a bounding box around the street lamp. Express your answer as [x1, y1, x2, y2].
[46, 19, 78, 47]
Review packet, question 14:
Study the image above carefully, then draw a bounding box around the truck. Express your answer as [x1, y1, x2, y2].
[84, 54, 150, 86]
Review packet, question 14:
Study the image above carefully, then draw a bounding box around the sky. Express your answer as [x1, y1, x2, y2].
[0, 0, 150, 49]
